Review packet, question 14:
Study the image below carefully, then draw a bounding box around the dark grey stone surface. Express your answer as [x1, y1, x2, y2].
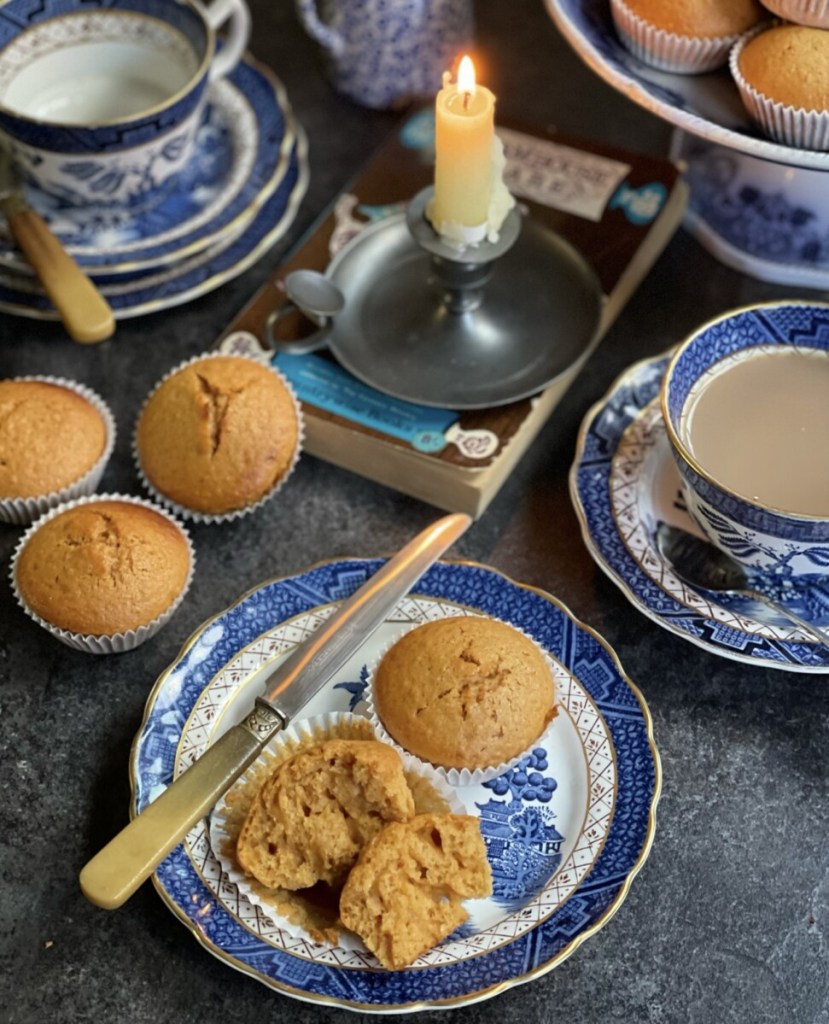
[1, 2, 827, 1022]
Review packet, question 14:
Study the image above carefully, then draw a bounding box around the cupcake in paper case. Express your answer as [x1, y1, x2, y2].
[11, 494, 194, 655]
[0, 376, 116, 525]
[610, 0, 767, 73]
[730, 24, 829, 150]
[366, 614, 559, 788]
[133, 352, 303, 524]
[759, 0, 829, 26]
[209, 712, 464, 946]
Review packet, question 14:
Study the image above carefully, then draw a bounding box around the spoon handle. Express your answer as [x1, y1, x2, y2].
[742, 589, 829, 650]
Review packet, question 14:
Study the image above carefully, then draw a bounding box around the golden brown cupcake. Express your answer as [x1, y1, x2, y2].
[731, 24, 829, 148]
[370, 615, 556, 781]
[236, 738, 415, 891]
[12, 495, 193, 653]
[759, 0, 829, 27]
[611, 0, 766, 72]
[0, 377, 114, 524]
[339, 813, 492, 969]
[134, 353, 301, 520]
[211, 712, 463, 945]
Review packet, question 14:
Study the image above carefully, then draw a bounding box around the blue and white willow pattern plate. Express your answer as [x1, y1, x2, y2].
[0, 128, 307, 320]
[545, 0, 829, 172]
[132, 559, 660, 1011]
[0, 57, 294, 274]
[570, 354, 829, 672]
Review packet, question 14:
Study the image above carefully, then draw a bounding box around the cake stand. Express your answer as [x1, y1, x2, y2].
[545, 0, 829, 288]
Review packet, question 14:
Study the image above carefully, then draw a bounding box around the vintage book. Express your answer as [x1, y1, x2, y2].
[216, 110, 687, 517]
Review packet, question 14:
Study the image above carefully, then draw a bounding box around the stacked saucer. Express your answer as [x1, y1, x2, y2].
[0, 56, 308, 320]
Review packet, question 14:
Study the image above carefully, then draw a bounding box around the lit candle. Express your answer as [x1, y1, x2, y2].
[427, 56, 513, 246]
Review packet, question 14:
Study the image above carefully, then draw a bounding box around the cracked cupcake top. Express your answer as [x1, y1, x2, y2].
[135, 355, 300, 517]
[372, 616, 556, 771]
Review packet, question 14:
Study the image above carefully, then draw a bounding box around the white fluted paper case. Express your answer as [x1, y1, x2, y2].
[730, 32, 829, 151]
[208, 712, 464, 945]
[10, 493, 194, 655]
[610, 0, 751, 72]
[364, 616, 560, 788]
[0, 375, 116, 526]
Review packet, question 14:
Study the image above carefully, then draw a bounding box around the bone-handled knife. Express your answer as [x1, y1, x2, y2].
[79, 512, 471, 909]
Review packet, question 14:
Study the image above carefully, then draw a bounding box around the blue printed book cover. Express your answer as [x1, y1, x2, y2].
[217, 111, 686, 516]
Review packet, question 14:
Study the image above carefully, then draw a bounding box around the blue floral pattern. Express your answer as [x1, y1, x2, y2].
[571, 351, 829, 670]
[664, 304, 829, 581]
[547, 0, 829, 171]
[132, 559, 659, 1009]
[0, 59, 292, 273]
[0, 126, 308, 319]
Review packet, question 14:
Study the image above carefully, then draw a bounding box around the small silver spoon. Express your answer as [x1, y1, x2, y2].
[284, 269, 345, 322]
[655, 522, 829, 649]
[265, 270, 345, 354]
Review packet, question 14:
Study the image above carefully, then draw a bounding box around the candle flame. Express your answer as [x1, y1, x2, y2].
[457, 55, 476, 97]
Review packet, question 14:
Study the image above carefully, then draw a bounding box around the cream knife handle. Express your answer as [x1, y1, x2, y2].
[8, 208, 115, 343]
[79, 702, 284, 910]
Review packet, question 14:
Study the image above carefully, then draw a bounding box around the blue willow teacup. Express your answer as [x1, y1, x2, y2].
[295, 0, 474, 109]
[0, 0, 251, 209]
[661, 301, 829, 587]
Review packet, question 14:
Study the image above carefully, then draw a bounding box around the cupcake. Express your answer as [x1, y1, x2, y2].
[611, 0, 767, 72]
[210, 712, 463, 946]
[730, 24, 829, 149]
[758, 0, 829, 27]
[369, 615, 557, 785]
[134, 353, 302, 522]
[11, 494, 193, 654]
[0, 377, 115, 525]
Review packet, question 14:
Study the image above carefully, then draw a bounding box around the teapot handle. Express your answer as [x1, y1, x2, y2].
[294, 0, 346, 58]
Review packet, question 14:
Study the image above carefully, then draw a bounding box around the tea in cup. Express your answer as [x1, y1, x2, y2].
[661, 301, 829, 585]
[0, 0, 251, 208]
[295, 0, 474, 109]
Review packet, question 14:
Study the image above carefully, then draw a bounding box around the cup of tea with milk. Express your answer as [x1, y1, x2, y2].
[661, 301, 829, 587]
[0, 0, 251, 209]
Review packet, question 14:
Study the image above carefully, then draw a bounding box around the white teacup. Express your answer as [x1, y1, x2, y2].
[0, 0, 251, 209]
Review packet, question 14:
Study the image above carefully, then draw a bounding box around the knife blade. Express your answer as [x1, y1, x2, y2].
[0, 149, 115, 344]
[79, 512, 471, 910]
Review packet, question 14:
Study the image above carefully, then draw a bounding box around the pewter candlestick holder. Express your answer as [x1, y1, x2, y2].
[271, 186, 604, 410]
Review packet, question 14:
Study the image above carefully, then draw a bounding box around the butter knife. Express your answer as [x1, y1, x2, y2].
[0, 150, 115, 344]
[79, 512, 471, 909]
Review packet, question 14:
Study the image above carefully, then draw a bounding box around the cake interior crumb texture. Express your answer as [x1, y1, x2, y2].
[339, 813, 493, 969]
[236, 739, 415, 890]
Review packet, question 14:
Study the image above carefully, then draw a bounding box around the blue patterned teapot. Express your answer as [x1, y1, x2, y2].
[295, 0, 475, 109]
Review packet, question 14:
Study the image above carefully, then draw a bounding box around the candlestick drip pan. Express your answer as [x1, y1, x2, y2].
[275, 200, 605, 410]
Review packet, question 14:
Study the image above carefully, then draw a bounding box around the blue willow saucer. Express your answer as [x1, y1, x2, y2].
[132, 558, 659, 1011]
[0, 128, 307, 319]
[571, 352, 829, 672]
[0, 57, 294, 274]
